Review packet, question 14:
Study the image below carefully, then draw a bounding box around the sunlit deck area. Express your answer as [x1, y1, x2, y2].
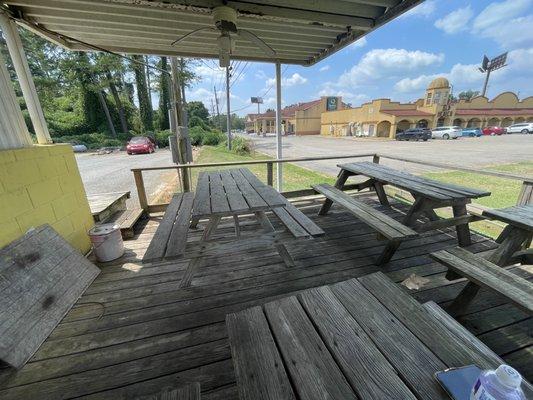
[0, 192, 530, 399]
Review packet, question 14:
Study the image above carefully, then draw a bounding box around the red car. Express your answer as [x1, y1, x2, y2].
[126, 136, 156, 154]
[482, 126, 506, 136]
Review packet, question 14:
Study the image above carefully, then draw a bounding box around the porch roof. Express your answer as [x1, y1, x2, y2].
[1, 0, 424, 66]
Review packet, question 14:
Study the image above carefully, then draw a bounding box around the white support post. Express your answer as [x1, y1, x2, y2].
[0, 51, 33, 149]
[225, 65, 232, 150]
[275, 62, 282, 191]
[0, 13, 51, 144]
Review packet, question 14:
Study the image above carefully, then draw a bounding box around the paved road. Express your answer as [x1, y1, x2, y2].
[75, 149, 174, 208]
[244, 133, 533, 176]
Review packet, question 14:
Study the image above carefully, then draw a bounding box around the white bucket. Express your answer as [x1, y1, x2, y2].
[88, 224, 124, 262]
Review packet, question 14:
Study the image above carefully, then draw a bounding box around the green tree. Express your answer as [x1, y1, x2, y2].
[131, 55, 153, 131]
[458, 90, 480, 101]
[187, 101, 209, 124]
[158, 57, 170, 130]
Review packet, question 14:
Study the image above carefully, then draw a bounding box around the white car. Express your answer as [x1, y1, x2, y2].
[431, 126, 461, 139]
[506, 123, 533, 134]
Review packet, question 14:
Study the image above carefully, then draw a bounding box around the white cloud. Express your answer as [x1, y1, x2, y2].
[266, 72, 308, 87]
[193, 64, 224, 80]
[337, 48, 444, 88]
[472, 0, 533, 48]
[434, 6, 473, 34]
[400, 0, 436, 18]
[348, 37, 367, 50]
[255, 69, 267, 80]
[319, 65, 330, 72]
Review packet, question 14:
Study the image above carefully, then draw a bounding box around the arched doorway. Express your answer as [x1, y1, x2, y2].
[467, 118, 481, 128]
[453, 118, 464, 127]
[514, 117, 525, 124]
[487, 117, 500, 126]
[437, 117, 445, 127]
[528, 117, 533, 122]
[417, 119, 429, 128]
[501, 117, 513, 127]
[397, 119, 411, 131]
[376, 121, 391, 137]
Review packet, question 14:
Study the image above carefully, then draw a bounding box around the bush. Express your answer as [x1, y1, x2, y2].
[228, 136, 251, 155]
[202, 130, 225, 146]
[189, 126, 206, 146]
[155, 130, 173, 148]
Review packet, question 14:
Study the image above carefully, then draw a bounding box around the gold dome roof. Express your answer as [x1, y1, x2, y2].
[427, 77, 450, 90]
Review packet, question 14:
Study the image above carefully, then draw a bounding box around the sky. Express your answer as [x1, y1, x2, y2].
[182, 0, 533, 116]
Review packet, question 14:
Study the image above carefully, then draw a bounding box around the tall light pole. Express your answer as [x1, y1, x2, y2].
[479, 52, 507, 97]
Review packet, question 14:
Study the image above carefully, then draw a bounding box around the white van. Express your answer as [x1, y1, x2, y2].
[506, 123, 533, 134]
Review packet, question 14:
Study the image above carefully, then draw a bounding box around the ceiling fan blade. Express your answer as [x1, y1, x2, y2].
[171, 27, 216, 46]
[236, 29, 276, 57]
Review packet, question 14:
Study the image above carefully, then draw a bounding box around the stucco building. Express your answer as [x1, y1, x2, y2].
[246, 97, 345, 136]
[320, 77, 533, 138]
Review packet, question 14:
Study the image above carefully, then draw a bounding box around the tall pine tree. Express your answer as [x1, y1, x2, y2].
[131, 55, 153, 132]
[158, 57, 170, 130]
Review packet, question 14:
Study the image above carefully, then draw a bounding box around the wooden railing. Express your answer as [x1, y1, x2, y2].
[131, 153, 533, 214]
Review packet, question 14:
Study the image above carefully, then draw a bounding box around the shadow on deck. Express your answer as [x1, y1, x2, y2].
[0, 193, 531, 399]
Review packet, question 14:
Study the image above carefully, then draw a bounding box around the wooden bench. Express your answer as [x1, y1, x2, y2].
[313, 183, 417, 265]
[430, 246, 533, 315]
[272, 200, 325, 238]
[143, 192, 194, 263]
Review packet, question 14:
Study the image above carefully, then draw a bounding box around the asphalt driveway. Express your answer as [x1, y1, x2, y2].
[75, 149, 174, 208]
[244, 134, 533, 176]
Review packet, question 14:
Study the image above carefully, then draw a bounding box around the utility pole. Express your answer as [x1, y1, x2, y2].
[214, 85, 222, 131]
[225, 65, 232, 150]
[478, 52, 507, 97]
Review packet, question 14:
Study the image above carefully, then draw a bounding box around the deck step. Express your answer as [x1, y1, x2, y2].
[106, 208, 145, 239]
[88, 191, 130, 223]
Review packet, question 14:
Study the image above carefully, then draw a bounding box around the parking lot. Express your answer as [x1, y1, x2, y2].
[244, 133, 533, 176]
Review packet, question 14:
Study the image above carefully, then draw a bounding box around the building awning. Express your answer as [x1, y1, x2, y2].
[382, 109, 433, 117]
[454, 108, 533, 116]
[1, 0, 423, 66]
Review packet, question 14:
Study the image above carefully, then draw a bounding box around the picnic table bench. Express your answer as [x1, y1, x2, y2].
[143, 168, 324, 287]
[227, 271, 532, 399]
[319, 161, 490, 247]
[432, 205, 533, 315]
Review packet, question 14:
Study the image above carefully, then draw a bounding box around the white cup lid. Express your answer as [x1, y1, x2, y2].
[495, 365, 522, 389]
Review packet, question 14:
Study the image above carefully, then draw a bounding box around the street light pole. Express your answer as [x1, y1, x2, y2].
[275, 62, 282, 191]
[225, 65, 232, 150]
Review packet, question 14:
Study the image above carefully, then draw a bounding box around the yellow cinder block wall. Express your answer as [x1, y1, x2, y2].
[0, 144, 93, 253]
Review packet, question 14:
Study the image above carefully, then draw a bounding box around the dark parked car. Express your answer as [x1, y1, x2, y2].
[126, 136, 156, 154]
[396, 128, 431, 141]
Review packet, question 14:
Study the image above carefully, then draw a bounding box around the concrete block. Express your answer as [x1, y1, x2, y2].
[67, 229, 91, 254]
[0, 189, 33, 220]
[0, 149, 16, 164]
[16, 204, 56, 233]
[36, 158, 59, 179]
[2, 160, 40, 191]
[12, 146, 44, 161]
[46, 143, 74, 155]
[52, 192, 77, 220]
[52, 156, 69, 176]
[27, 178, 62, 207]
[0, 220, 23, 249]
[52, 217, 75, 238]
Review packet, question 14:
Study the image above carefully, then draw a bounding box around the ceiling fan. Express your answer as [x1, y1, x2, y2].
[171, 5, 276, 67]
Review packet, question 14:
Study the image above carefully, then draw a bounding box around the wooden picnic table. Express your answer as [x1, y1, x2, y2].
[320, 161, 491, 246]
[227, 271, 531, 400]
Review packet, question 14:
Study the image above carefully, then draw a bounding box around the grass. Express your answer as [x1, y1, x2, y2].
[422, 161, 533, 238]
[190, 145, 336, 191]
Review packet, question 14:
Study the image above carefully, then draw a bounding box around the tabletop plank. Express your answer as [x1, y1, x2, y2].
[357, 272, 504, 369]
[483, 205, 533, 232]
[208, 172, 231, 215]
[230, 169, 269, 210]
[219, 170, 249, 214]
[299, 286, 417, 400]
[331, 278, 449, 400]
[264, 296, 358, 400]
[226, 306, 296, 400]
[192, 172, 211, 217]
[240, 168, 287, 208]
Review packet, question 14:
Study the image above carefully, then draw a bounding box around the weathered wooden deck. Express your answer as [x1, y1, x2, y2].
[0, 193, 531, 399]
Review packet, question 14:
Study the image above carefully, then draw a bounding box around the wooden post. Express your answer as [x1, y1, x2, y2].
[133, 170, 148, 211]
[267, 162, 273, 186]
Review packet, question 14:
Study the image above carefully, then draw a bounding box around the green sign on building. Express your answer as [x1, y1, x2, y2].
[326, 97, 338, 111]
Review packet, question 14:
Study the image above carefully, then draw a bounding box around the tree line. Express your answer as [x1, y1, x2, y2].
[0, 27, 245, 148]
